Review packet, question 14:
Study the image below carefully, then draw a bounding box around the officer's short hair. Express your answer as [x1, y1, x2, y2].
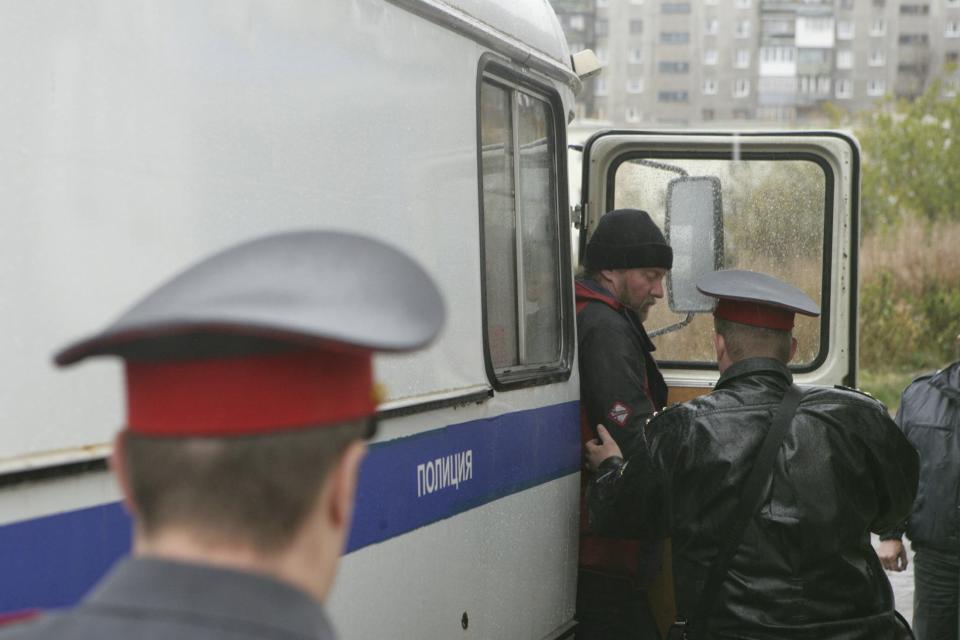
[124, 419, 367, 552]
[714, 317, 792, 364]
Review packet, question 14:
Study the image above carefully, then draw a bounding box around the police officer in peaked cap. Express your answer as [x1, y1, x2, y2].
[584, 269, 918, 640]
[0, 230, 444, 640]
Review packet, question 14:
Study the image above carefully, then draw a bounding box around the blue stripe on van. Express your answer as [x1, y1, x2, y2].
[0, 401, 580, 613]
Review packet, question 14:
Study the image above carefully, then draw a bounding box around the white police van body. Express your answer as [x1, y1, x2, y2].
[0, 1, 859, 638]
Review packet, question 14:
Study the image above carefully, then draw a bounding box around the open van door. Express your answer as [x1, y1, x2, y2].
[577, 130, 860, 633]
[579, 130, 860, 401]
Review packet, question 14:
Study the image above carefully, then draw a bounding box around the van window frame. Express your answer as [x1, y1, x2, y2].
[604, 149, 835, 374]
[476, 56, 574, 391]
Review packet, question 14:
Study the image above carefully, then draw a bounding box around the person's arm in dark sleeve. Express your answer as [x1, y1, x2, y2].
[586, 413, 680, 539]
[878, 395, 913, 541]
[578, 317, 656, 458]
[863, 405, 919, 534]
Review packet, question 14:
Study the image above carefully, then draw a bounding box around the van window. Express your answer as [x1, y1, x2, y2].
[611, 155, 829, 370]
[479, 76, 565, 385]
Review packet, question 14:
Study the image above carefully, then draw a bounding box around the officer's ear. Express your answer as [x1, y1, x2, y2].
[109, 431, 140, 518]
[713, 332, 726, 363]
[327, 439, 367, 532]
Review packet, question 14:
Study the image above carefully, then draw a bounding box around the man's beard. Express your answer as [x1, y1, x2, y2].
[622, 295, 656, 321]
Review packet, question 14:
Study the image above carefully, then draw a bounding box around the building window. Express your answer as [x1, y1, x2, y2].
[596, 19, 609, 36]
[661, 31, 690, 44]
[837, 50, 854, 69]
[629, 48, 643, 64]
[947, 51, 960, 64]
[761, 46, 796, 63]
[948, 0, 960, 7]
[706, 19, 719, 35]
[626, 107, 643, 123]
[735, 49, 751, 68]
[837, 21, 855, 40]
[736, 20, 751, 38]
[479, 77, 566, 379]
[704, 49, 719, 65]
[835, 78, 853, 98]
[569, 15, 585, 31]
[658, 61, 690, 73]
[630, 19, 644, 34]
[595, 76, 608, 96]
[627, 78, 645, 93]
[658, 90, 689, 102]
[732, 108, 751, 119]
[947, 22, 960, 38]
[867, 79, 886, 96]
[764, 18, 793, 37]
[662, 2, 691, 14]
[703, 78, 719, 94]
[733, 78, 750, 97]
[900, 4, 930, 15]
[869, 50, 885, 66]
[899, 33, 929, 45]
[870, 18, 886, 36]
[595, 47, 609, 64]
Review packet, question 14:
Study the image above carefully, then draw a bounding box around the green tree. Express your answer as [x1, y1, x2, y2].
[856, 75, 960, 230]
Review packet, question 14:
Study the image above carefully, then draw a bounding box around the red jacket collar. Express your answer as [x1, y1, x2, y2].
[575, 279, 622, 312]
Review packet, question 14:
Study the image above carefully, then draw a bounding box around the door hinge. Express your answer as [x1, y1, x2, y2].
[572, 203, 586, 229]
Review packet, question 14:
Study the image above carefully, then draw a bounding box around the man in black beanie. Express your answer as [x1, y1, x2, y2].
[575, 209, 673, 640]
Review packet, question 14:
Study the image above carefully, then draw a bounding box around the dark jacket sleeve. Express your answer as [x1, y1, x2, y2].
[587, 411, 681, 539]
[859, 401, 919, 534]
[578, 309, 656, 458]
[878, 398, 913, 540]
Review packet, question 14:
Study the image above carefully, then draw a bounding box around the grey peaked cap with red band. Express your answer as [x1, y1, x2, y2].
[697, 269, 819, 331]
[584, 209, 673, 271]
[55, 230, 446, 366]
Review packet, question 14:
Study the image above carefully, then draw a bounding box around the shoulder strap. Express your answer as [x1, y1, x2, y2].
[688, 384, 803, 639]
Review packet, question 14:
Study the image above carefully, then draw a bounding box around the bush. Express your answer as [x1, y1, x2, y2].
[859, 218, 960, 374]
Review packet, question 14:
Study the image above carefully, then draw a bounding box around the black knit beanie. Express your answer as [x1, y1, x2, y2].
[584, 209, 673, 271]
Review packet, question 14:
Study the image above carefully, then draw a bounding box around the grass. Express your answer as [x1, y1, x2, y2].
[858, 368, 929, 416]
[858, 215, 960, 411]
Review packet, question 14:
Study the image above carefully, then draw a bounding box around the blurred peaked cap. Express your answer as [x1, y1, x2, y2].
[55, 230, 446, 366]
[52, 230, 446, 437]
[697, 269, 819, 331]
[584, 208, 673, 271]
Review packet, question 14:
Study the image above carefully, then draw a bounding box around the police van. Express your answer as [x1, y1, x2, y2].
[0, 1, 858, 638]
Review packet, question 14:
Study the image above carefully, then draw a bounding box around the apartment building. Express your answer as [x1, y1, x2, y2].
[551, 0, 960, 125]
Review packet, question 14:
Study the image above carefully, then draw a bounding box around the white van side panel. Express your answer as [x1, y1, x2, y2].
[0, 2, 582, 638]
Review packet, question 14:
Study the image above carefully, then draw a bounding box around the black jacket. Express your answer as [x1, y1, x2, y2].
[880, 361, 960, 551]
[575, 277, 667, 583]
[589, 358, 919, 639]
[576, 278, 667, 457]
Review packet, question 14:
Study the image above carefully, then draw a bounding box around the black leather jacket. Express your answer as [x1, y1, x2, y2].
[589, 358, 919, 639]
[880, 361, 960, 551]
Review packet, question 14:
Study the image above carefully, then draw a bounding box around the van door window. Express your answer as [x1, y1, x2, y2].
[479, 75, 566, 386]
[612, 155, 829, 369]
